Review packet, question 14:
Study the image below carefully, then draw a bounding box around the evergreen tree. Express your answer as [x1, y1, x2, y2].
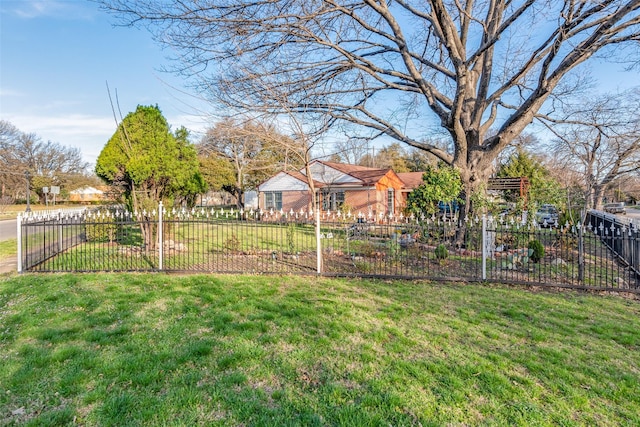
[96, 105, 205, 249]
[497, 150, 563, 211]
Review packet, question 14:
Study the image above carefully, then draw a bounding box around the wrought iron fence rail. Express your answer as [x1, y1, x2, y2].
[587, 211, 640, 278]
[18, 206, 640, 293]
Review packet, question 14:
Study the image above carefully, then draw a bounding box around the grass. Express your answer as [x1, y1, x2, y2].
[1, 274, 639, 426]
[168, 221, 319, 253]
[0, 239, 17, 258]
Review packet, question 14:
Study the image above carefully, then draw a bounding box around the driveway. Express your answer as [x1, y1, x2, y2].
[626, 207, 640, 225]
[0, 219, 16, 242]
[0, 256, 17, 275]
[0, 220, 17, 274]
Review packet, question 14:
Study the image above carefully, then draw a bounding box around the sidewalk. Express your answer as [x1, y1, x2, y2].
[0, 256, 17, 275]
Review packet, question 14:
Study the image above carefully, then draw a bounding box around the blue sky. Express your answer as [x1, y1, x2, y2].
[0, 0, 209, 166]
[1, 0, 637, 168]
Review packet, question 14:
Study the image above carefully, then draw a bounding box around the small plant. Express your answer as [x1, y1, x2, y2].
[528, 239, 545, 263]
[352, 241, 378, 257]
[434, 244, 448, 261]
[224, 233, 241, 253]
[388, 237, 401, 260]
[286, 223, 296, 254]
[353, 260, 373, 273]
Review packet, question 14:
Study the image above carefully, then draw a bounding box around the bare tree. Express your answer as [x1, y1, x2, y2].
[0, 121, 25, 198]
[332, 137, 371, 165]
[199, 118, 305, 209]
[619, 173, 640, 202]
[100, 0, 640, 219]
[0, 120, 90, 201]
[543, 89, 640, 211]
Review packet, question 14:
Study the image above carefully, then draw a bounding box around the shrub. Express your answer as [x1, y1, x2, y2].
[528, 239, 545, 263]
[352, 241, 378, 257]
[85, 217, 118, 243]
[435, 244, 448, 260]
[224, 233, 241, 253]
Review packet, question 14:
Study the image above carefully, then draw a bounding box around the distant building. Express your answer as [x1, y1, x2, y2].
[68, 186, 105, 203]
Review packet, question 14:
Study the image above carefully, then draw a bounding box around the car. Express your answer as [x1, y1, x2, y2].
[438, 200, 459, 218]
[535, 204, 559, 227]
[603, 202, 626, 214]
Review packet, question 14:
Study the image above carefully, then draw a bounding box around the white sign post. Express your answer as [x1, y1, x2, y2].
[43, 187, 49, 206]
[50, 186, 60, 206]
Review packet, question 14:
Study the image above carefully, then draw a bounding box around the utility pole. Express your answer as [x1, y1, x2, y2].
[25, 171, 31, 212]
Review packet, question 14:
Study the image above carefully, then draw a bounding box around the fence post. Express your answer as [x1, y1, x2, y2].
[16, 214, 22, 273]
[482, 214, 487, 280]
[58, 211, 63, 253]
[158, 201, 163, 271]
[578, 223, 585, 283]
[316, 208, 322, 275]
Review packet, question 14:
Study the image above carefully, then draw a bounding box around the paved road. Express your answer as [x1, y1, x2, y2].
[626, 208, 640, 224]
[0, 219, 16, 242]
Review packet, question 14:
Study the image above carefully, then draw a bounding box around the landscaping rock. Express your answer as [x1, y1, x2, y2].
[616, 277, 628, 288]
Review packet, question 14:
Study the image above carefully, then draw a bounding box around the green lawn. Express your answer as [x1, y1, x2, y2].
[0, 239, 17, 258]
[1, 274, 639, 426]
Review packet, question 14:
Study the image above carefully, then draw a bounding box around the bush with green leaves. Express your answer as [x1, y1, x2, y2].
[406, 164, 462, 216]
[528, 239, 545, 263]
[85, 217, 118, 243]
[224, 233, 241, 253]
[435, 244, 449, 261]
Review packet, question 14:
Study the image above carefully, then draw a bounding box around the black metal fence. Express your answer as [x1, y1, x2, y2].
[586, 210, 640, 280]
[18, 205, 640, 293]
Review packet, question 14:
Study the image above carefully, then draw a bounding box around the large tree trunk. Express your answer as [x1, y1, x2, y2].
[455, 147, 495, 216]
[140, 220, 157, 254]
[229, 184, 244, 210]
[449, 139, 496, 246]
[592, 184, 606, 210]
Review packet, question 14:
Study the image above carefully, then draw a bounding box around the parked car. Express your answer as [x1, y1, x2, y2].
[603, 202, 626, 214]
[535, 204, 559, 227]
[438, 200, 459, 218]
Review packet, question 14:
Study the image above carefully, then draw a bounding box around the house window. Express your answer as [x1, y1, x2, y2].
[387, 189, 395, 215]
[322, 190, 345, 211]
[264, 191, 282, 210]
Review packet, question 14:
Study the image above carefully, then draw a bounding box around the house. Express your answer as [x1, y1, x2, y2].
[396, 171, 426, 206]
[68, 186, 105, 203]
[258, 160, 422, 216]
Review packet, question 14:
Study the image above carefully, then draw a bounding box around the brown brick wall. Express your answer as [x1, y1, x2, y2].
[260, 190, 312, 213]
[283, 191, 312, 212]
[344, 189, 405, 216]
[345, 190, 378, 214]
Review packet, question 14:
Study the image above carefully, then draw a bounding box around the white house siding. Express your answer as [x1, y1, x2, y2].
[258, 172, 309, 192]
[307, 162, 361, 184]
[244, 191, 258, 209]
